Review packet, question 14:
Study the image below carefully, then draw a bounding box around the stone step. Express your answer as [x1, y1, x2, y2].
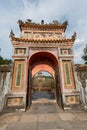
[64, 104, 83, 112]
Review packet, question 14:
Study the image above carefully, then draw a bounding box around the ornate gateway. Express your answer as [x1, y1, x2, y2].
[5, 20, 80, 110]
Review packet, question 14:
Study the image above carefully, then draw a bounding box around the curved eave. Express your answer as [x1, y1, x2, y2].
[11, 37, 74, 43]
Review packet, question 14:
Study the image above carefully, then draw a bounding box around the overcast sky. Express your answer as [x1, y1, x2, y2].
[0, 0, 87, 64]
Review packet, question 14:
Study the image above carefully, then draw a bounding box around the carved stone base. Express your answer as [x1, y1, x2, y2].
[4, 93, 26, 111]
[63, 91, 81, 110]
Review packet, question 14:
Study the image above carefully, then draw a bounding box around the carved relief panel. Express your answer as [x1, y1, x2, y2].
[14, 48, 26, 55]
[62, 60, 75, 90]
[22, 31, 64, 39]
[60, 49, 72, 55]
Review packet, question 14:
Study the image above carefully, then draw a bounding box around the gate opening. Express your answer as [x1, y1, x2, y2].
[27, 52, 62, 108]
[32, 71, 56, 103]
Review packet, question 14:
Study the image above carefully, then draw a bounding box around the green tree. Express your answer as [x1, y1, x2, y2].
[50, 82, 55, 89]
[0, 56, 12, 65]
[82, 44, 87, 64]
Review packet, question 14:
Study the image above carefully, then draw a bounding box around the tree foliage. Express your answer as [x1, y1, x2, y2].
[82, 44, 87, 64]
[0, 56, 12, 65]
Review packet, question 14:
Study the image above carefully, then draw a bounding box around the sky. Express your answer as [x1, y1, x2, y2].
[0, 0, 87, 64]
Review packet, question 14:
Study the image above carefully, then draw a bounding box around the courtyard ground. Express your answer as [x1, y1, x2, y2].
[0, 101, 87, 130]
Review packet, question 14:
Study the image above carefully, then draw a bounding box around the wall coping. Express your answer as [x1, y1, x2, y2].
[74, 64, 87, 71]
[0, 65, 11, 72]
[0, 64, 87, 72]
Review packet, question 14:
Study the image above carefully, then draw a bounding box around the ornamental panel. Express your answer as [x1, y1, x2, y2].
[65, 95, 80, 105]
[14, 48, 26, 54]
[7, 97, 23, 107]
[60, 49, 72, 55]
[16, 63, 22, 86]
[62, 60, 75, 89]
[12, 60, 25, 90]
[65, 63, 71, 85]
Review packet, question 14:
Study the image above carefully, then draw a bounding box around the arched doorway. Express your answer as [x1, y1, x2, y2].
[27, 51, 62, 108]
[32, 71, 55, 103]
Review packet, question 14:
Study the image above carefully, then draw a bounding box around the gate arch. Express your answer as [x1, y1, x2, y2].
[7, 19, 77, 111]
[27, 51, 62, 108]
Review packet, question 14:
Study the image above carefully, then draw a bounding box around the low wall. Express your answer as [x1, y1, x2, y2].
[74, 64, 87, 104]
[0, 65, 12, 112]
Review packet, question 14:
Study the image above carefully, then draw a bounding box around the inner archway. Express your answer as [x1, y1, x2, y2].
[32, 71, 55, 102]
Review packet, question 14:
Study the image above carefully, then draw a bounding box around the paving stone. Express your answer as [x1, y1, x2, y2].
[38, 129, 64, 130]
[38, 113, 60, 122]
[6, 122, 37, 130]
[0, 124, 8, 130]
[69, 121, 87, 128]
[74, 112, 87, 120]
[56, 121, 72, 129]
[38, 128, 65, 130]
[58, 113, 76, 121]
[37, 121, 57, 129]
[20, 114, 38, 122]
[0, 115, 20, 124]
[66, 128, 87, 130]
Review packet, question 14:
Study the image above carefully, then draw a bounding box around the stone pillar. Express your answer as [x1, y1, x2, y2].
[4, 60, 26, 111]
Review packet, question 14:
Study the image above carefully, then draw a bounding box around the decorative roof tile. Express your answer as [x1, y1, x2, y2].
[11, 36, 74, 43]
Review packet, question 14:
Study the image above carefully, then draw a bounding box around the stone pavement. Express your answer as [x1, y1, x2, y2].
[0, 102, 87, 130]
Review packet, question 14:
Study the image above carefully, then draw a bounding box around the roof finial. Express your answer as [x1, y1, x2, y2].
[17, 20, 24, 25]
[53, 20, 58, 25]
[9, 29, 15, 38]
[41, 20, 44, 25]
[62, 21, 68, 26]
[72, 32, 76, 41]
[27, 19, 32, 23]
